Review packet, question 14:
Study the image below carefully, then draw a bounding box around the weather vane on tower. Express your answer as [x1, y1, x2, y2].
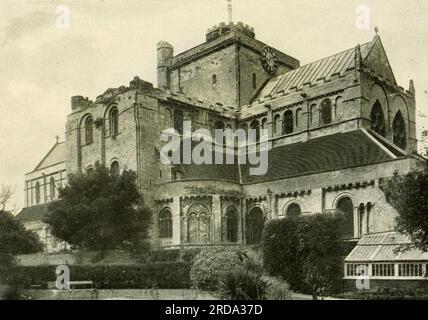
[227, 0, 233, 24]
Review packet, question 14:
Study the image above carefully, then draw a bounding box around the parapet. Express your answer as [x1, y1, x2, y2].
[71, 96, 92, 111]
[206, 21, 255, 42]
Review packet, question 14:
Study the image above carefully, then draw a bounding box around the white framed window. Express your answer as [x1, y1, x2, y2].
[398, 263, 424, 277]
[372, 263, 395, 277]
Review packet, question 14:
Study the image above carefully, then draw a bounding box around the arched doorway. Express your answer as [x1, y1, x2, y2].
[336, 197, 354, 238]
[246, 207, 264, 244]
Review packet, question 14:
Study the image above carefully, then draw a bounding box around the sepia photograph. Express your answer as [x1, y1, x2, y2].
[1, 0, 428, 308]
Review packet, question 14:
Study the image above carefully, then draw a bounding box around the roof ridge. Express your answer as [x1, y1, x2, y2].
[276, 39, 374, 79]
[365, 128, 408, 157]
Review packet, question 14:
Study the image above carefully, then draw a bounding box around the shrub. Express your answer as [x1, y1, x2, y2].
[190, 247, 247, 291]
[3, 262, 192, 289]
[181, 249, 201, 263]
[218, 267, 267, 300]
[263, 276, 292, 300]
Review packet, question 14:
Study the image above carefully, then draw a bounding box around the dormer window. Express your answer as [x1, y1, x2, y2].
[212, 74, 217, 85]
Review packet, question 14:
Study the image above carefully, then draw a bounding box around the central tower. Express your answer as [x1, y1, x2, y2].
[157, 21, 300, 108]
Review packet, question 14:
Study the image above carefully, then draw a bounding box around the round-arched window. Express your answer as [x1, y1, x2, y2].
[35, 182, 41, 204]
[246, 207, 264, 244]
[84, 116, 94, 144]
[320, 99, 332, 125]
[336, 197, 354, 238]
[283, 110, 294, 134]
[250, 120, 260, 142]
[110, 161, 120, 177]
[109, 107, 119, 137]
[50, 177, 56, 200]
[286, 203, 301, 218]
[224, 207, 238, 243]
[159, 209, 173, 238]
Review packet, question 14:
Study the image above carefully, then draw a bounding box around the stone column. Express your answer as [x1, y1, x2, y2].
[353, 206, 359, 238]
[171, 196, 181, 246]
[241, 198, 247, 244]
[212, 195, 222, 243]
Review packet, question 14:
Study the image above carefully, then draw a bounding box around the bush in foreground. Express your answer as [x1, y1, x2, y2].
[190, 247, 247, 291]
[218, 267, 267, 300]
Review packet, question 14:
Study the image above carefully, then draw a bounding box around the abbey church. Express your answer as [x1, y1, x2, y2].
[18, 15, 428, 287]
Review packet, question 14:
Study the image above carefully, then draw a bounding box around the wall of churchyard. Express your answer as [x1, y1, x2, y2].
[169, 45, 238, 107]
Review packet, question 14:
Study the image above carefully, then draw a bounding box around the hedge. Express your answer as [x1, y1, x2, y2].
[338, 288, 428, 300]
[1, 262, 192, 289]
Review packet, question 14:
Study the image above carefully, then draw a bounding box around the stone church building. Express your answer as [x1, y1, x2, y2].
[18, 20, 428, 287]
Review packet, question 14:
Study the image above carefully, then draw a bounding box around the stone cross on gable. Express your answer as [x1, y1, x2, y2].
[55, 135, 60, 143]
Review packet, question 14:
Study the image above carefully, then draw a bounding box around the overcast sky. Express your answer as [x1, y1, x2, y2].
[1, 0, 427, 211]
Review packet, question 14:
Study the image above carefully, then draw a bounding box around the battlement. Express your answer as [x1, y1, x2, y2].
[206, 21, 255, 42]
[71, 96, 93, 111]
[70, 77, 155, 111]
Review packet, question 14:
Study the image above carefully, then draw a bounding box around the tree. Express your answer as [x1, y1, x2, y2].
[45, 164, 152, 252]
[262, 213, 346, 299]
[0, 184, 15, 214]
[0, 211, 43, 267]
[299, 214, 345, 299]
[380, 162, 428, 252]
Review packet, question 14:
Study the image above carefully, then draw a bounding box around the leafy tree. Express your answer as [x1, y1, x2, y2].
[45, 164, 152, 252]
[262, 213, 346, 299]
[380, 163, 428, 251]
[0, 211, 43, 267]
[299, 214, 345, 299]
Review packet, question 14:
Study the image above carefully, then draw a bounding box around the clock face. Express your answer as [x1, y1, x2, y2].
[261, 46, 278, 74]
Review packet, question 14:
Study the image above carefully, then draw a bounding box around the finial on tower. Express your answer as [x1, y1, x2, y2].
[227, 0, 233, 24]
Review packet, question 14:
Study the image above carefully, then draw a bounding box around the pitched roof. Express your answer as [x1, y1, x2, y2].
[241, 129, 405, 184]
[256, 39, 376, 100]
[345, 232, 428, 262]
[16, 204, 48, 223]
[33, 142, 66, 172]
[179, 162, 240, 183]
